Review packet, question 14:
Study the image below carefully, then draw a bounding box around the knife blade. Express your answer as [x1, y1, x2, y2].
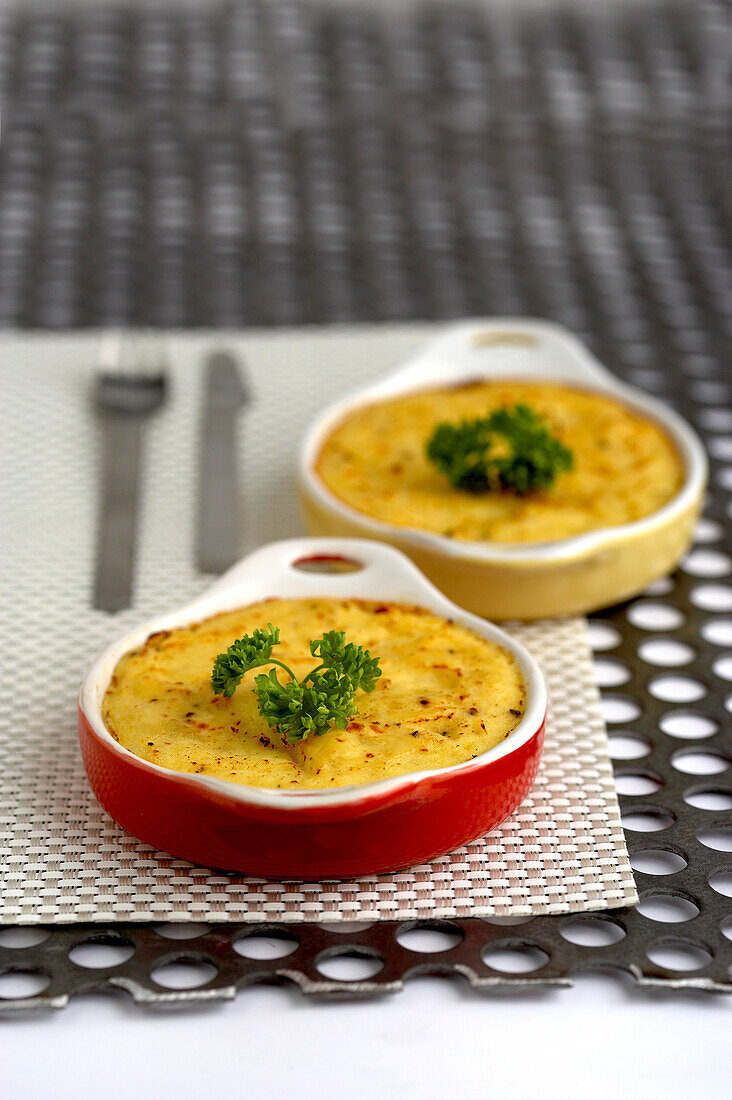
[196, 350, 248, 574]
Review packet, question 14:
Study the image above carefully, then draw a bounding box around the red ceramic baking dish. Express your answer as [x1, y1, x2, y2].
[78, 538, 547, 878]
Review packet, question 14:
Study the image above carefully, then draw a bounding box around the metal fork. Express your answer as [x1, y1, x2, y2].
[93, 332, 168, 611]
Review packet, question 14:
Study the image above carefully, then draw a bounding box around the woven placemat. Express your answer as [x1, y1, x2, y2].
[0, 327, 637, 923]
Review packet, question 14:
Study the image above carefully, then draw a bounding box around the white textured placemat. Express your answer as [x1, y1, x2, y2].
[0, 327, 637, 923]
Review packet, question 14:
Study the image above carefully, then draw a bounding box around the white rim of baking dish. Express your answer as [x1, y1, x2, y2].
[299, 319, 708, 565]
[79, 538, 547, 810]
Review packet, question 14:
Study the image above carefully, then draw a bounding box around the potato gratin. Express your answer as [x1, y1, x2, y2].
[315, 381, 684, 543]
[102, 597, 525, 789]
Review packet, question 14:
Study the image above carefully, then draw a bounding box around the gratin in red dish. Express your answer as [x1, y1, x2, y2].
[78, 539, 547, 877]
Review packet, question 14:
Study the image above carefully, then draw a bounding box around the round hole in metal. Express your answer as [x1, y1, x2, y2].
[153, 923, 210, 940]
[0, 928, 50, 949]
[717, 466, 732, 491]
[560, 918, 625, 947]
[233, 929, 299, 960]
[621, 808, 675, 832]
[722, 919, 732, 941]
[692, 381, 729, 403]
[682, 549, 731, 578]
[706, 426, 730, 457]
[684, 787, 732, 811]
[627, 602, 685, 631]
[680, 357, 716, 378]
[631, 849, 687, 876]
[69, 936, 135, 969]
[696, 827, 732, 852]
[694, 516, 724, 541]
[649, 676, 707, 703]
[586, 622, 621, 651]
[713, 656, 732, 681]
[646, 942, 712, 972]
[315, 948, 384, 981]
[482, 943, 549, 974]
[632, 369, 666, 390]
[638, 639, 695, 667]
[702, 383, 731, 407]
[699, 407, 732, 431]
[672, 750, 729, 775]
[608, 733, 652, 760]
[702, 620, 732, 646]
[708, 438, 732, 460]
[709, 871, 732, 898]
[690, 584, 732, 612]
[637, 892, 700, 923]
[0, 969, 51, 999]
[594, 659, 631, 687]
[643, 577, 675, 597]
[659, 711, 718, 739]
[395, 922, 464, 953]
[150, 958, 218, 990]
[292, 555, 364, 574]
[601, 696, 641, 724]
[615, 772, 663, 796]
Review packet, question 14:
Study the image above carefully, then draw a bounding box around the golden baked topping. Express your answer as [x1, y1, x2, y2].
[102, 598, 525, 789]
[316, 381, 683, 544]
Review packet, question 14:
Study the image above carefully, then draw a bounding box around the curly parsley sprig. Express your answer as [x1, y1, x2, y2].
[211, 628, 382, 744]
[426, 402, 573, 496]
[210, 624, 284, 698]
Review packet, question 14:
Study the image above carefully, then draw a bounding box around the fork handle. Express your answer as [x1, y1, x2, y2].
[94, 414, 143, 612]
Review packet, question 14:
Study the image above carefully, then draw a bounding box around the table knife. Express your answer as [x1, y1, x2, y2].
[196, 350, 248, 573]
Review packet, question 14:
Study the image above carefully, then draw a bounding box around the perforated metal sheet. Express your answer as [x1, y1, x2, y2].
[0, 0, 730, 1010]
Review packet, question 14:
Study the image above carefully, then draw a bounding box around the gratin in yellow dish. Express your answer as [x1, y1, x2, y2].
[102, 597, 525, 790]
[315, 381, 684, 545]
[302, 321, 707, 619]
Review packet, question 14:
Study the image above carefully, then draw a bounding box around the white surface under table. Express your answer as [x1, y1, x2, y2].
[4, 971, 731, 1099]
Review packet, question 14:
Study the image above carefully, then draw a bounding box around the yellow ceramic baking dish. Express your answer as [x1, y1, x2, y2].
[298, 320, 707, 620]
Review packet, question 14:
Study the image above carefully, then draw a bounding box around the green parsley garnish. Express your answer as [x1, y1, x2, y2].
[211, 626, 382, 744]
[425, 402, 573, 495]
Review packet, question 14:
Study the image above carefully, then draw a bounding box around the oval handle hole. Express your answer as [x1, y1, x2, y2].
[471, 330, 538, 348]
[291, 555, 364, 574]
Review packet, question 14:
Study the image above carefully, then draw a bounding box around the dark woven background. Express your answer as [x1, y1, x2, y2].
[0, 0, 729, 336]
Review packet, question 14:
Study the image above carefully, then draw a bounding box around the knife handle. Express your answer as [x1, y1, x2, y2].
[196, 357, 243, 573]
[93, 415, 143, 611]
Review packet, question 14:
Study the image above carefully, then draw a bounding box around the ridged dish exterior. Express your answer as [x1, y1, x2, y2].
[300, 491, 702, 620]
[78, 708, 545, 878]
